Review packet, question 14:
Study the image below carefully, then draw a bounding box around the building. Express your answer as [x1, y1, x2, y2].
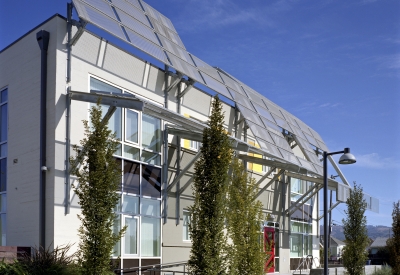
[0, 0, 378, 273]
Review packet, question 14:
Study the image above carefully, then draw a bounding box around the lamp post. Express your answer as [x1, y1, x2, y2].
[323, 148, 356, 275]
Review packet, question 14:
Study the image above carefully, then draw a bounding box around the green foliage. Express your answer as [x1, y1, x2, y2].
[19, 244, 77, 275]
[70, 103, 126, 275]
[0, 244, 78, 275]
[341, 183, 369, 275]
[0, 259, 26, 275]
[386, 201, 400, 275]
[188, 96, 232, 275]
[371, 264, 392, 275]
[226, 158, 265, 275]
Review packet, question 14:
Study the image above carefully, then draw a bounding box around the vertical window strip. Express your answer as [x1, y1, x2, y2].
[0, 88, 7, 246]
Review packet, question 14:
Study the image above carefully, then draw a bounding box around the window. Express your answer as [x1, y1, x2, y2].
[183, 210, 191, 241]
[0, 88, 7, 246]
[290, 177, 315, 257]
[89, 77, 162, 260]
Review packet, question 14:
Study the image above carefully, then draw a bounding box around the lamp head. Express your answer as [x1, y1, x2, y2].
[338, 148, 356, 164]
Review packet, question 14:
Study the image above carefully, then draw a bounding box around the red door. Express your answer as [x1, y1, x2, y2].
[264, 227, 275, 273]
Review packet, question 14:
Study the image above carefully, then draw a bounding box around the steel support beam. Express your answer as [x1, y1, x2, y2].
[162, 127, 168, 224]
[289, 184, 323, 216]
[254, 167, 276, 190]
[178, 176, 194, 195]
[166, 73, 183, 93]
[167, 151, 202, 193]
[318, 201, 341, 220]
[287, 183, 321, 215]
[177, 79, 195, 98]
[255, 169, 285, 199]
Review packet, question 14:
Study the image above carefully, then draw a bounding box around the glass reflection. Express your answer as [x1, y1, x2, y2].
[142, 165, 161, 197]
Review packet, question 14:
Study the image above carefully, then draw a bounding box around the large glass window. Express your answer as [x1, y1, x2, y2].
[290, 177, 315, 258]
[89, 78, 162, 261]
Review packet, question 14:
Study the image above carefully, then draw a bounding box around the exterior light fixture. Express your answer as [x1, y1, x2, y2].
[323, 148, 356, 275]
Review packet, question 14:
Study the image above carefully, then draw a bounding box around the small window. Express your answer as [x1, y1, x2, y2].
[183, 210, 191, 241]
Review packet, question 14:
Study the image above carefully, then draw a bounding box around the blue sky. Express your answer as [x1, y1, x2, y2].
[1, 0, 399, 227]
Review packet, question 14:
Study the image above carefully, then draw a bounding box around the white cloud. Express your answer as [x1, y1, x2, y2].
[355, 153, 400, 169]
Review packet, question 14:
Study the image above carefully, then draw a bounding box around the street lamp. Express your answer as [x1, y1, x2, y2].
[323, 148, 356, 275]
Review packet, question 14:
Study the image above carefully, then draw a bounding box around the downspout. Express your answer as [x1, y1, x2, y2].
[65, 2, 73, 215]
[37, 30, 50, 249]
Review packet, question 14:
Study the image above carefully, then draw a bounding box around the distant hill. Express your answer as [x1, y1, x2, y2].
[319, 225, 392, 241]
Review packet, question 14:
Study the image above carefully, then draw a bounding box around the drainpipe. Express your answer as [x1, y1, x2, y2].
[37, 30, 50, 249]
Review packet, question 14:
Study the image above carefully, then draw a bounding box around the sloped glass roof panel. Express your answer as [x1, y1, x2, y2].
[295, 119, 313, 136]
[142, 1, 177, 34]
[166, 53, 204, 84]
[255, 137, 283, 158]
[124, 28, 168, 63]
[260, 117, 283, 137]
[247, 122, 274, 144]
[280, 110, 300, 127]
[190, 55, 224, 83]
[158, 36, 193, 65]
[149, 17, 186, 49]
[73, 0, 126, 40]
[218, 72, 243, 93]
[278, 148, 301, 165]
[263, 99, 285, 119]
[290, 124, 307, 140]
[294, 136, 314, 152]
[271, 113, 293, 132]
[304, 132, 318, 147]
[241, 85, 265, 103]
[297, 158, 317, 173]
[313, 164, 323, 176]
[308, 127, 324, 144]
[237, 104, 264, 127]
[233, 93, 256, 112]
[116, 8, 159, 45]
[252, 102, 275, 123]
[110, 0, 150, 27]
[269, 132, 293, 152]
[316, 140, 329, 152]
[81, 0, 116, 19]
[200, 72, 232, 99]
[304, 149, 321, 165]
[125, 0, 142, 10]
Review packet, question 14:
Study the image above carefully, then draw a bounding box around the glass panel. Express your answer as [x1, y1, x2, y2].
[122, 195, 139, 214]
[141, 217, 160, 256]
[141, 198, 160, 217]
[304, 235, 313, 256]
[183, 211, 191, 241]
[290, 234, 303, 257]
[126, 110, 138, 143]
[0, 214, 5, 245]
[238, 104, 264, 126]
[304, 223, 312, 234]
[124, 217, 138, 254]
[0, 159, 6, 192]
[90, 77, 122, 94]
[0, 144, 7, 158]
[141, 151, 161, 166]
[291, 178, 303, 194]
[112, 215, 121, 257]
[142, 114, 161, 152]
[123, 145, 140, 160]
[115, 144, 122, 156]
[123, 161, 140, 194]
[1, 105, 7, 142]
[142, 165, 161, 197]
[291, 221, 303, 233]
[274, 229, 280, 257]
[1, 89, 7, 103]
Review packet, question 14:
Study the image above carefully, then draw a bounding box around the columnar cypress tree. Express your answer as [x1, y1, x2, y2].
[226, 158, 265, 275]
[188, 96, 232, 275]
[70, 103, 126, 275]
[387, 201, 400, 275]
[341, 183, 369, 275]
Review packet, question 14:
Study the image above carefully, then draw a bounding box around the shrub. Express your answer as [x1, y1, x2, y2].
[370, 265, 392, 275]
